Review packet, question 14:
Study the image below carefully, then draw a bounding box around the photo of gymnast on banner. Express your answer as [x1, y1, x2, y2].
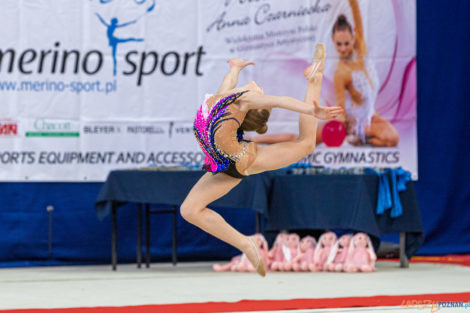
[204, 0, 416, 177]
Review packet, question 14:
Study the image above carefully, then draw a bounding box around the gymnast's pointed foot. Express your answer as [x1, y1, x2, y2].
[228, 57, 255, 70]
[305, 43, 326, 82]
[244, 236, 266, 277]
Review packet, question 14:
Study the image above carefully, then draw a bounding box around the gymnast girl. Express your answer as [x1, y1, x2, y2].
[180, 43, 343, 277]
[330, 0, 399, 146]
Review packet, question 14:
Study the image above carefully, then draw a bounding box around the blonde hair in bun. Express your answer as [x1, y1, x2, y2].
[241, 109, 270, 134]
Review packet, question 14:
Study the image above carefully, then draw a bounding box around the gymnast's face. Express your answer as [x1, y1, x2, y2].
[332, 30, 354, 59]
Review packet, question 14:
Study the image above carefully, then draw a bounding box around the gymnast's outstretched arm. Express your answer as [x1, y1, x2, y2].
[216, 58, 254, 94]
[333, 68, 347, 123]
[239, 92, 343, 120]
[349, 0, 368, 56]
[95, 13, 109, 27]
[117, 19, 138, 28]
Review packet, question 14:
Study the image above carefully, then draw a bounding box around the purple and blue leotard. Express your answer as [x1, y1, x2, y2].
[193, 91, 249, 178]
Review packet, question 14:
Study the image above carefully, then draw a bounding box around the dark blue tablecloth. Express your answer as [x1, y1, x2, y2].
[95, 169, 424, 258]
[94, 170, 271, 220]
[266, 173, 424, 258]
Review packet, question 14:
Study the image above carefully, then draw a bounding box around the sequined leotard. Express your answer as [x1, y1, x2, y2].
[193, 91, 254, 179]
[345, 57, 379, 143]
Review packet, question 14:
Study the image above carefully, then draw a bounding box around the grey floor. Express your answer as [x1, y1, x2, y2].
[0, 261, 469, 312]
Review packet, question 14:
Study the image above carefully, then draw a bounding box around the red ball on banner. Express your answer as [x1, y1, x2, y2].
[321, 120, 346, 147]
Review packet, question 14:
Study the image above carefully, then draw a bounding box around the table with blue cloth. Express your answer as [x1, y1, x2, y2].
[95, 168, 423, 270]
[265, 170, 424, 266]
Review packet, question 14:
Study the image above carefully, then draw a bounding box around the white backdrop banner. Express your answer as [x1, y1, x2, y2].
[0, 0, 417, 181]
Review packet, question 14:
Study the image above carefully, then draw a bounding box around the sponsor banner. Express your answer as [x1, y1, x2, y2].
[0, 119, 18, 137]
[0, 0, 416, 181]
[0, 120, 204, 181]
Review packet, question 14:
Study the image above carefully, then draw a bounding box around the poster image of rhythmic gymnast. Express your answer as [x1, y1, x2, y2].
[327, 0, 398, 147]
[251, 0, 416, 149]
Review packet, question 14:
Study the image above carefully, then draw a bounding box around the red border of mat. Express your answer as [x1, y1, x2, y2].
[2, 292, 470, 313]
[383, 254, 470, 267]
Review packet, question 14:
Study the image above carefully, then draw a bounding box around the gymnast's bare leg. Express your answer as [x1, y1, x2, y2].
[246, 45, 325, 174]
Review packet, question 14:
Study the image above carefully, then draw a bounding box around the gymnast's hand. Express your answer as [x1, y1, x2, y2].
[313, 101, 344, 120]
[228, 58, 255, 70]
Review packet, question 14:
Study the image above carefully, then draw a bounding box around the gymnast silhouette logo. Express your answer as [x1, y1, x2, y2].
[92, 0, 155, 75]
